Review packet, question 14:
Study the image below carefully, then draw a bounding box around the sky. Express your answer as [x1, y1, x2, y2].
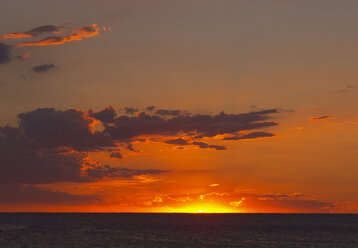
[0, 0, 357, 213]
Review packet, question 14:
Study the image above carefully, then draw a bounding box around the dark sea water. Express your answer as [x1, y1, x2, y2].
[0, 213, 357, 248]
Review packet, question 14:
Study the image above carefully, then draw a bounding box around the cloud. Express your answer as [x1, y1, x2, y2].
[18, 108, 114, 151]
[141, 191, 338, 213]
[229, 192, 337, 213]
[104, 109, 279, 141]
[155, 109, 184, 117]
[0, 106, 278, 186]
[89, 106, 116, 123]
[6, 106, 280, 154]
[0, 24, 106, 67]
[33, 64, 55, 73]
[0, 125, 168, 185]
[0, 184, 97, 205]
[222, 131, 276, 140]
[15, 107, 279, 152]
[126, 143, 139, 152]
[191, 141, 226, 150]
[165, 138, 189, 146]
[15, 51, 31, 59]
[109, 152, 123, 159]
[124, 107, 139, 115]
[0, 25, 60, 40]
[230, 197, 245, 207]
[16, 24, 103, 47]
[0, 43, 11, 64]
[86, 165, 169, 180]
[146, 106, 155, 112]
[311, 115, 333, 122]
[165, 138, 226, 150]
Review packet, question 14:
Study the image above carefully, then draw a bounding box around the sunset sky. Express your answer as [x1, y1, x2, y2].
[0, 0, 357, 213]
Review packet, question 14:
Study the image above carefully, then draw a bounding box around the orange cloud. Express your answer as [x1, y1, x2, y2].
[0, 25, 60, 40]
[16, 24, 105, 47]
[22, 51, 31, 58]
[209, 183, 219, 187]
[230, 197, 245, 208]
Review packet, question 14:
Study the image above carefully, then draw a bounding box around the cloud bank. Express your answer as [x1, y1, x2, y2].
[0, 106, 279, 207]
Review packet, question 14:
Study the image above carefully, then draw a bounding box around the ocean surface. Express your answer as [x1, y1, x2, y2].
[0, 213, 357, 247]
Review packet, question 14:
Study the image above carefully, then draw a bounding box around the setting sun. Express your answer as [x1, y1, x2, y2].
[161, 203, 238, 214]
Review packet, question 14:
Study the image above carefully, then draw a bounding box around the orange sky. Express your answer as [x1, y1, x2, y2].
[0, 0, 357, 213]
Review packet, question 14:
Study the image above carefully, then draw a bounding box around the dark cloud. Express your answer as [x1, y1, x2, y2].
[222, 131, 276, 141]
[18, 108, 114, 151]
[86, 165, 169, 180]
[0, 126, 87, 184]
[0, 43, 11, 64]
[0, 184, 97, 205]
[33, 64, 55, 73]
[109, 152, 123, 159]
[165, 138, 189, 146]
[11, 107, 279, 152]
[89, 106, 116, 123]
[124, 107, 139, 115]
[165, 138, 226, 150]
[0, 125, 167, 184]
[104, 109, 279, 141]
[126, 143, 140, 152]
[27, 25, 60, 36]
[311, 115, 333, 121]
[191, 141, 226, 150]
[146, 106, 155, 112]
[0, 106, 278, 185]
[155, 109, 183, 117]
[0, 25, 60, 40]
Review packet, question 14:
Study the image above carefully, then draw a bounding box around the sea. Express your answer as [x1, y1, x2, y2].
[0, 213, 357, 247]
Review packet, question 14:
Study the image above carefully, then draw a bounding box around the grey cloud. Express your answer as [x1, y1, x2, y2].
[0, 184, 97, 205]
[0, 126, 167, 184]
[191, 141, 226, 150]
[109, 152, 123, 159]
[89, 106, 116, 123]
[33, 64, 55, 73]
[86, 165, 169, 180]
[0, 43, 11, 64]
[124, 107, 139, 115]
[18, 108, 114, 151]
[165, 138, 226, 150]
[146, 106, 155, 112]
[223, 131, 276, 140]
[104, 109, 279, 141]
[155, 109, 183, 117]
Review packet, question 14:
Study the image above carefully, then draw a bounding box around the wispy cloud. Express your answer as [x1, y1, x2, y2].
[311, 115, 333, 122]
[16, 24, 105, 47]
[33, 63, 55, 73]
[0, 25, 60, 40]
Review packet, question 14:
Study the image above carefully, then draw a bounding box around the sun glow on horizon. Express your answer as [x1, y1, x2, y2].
[159, 203, 240, 214]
